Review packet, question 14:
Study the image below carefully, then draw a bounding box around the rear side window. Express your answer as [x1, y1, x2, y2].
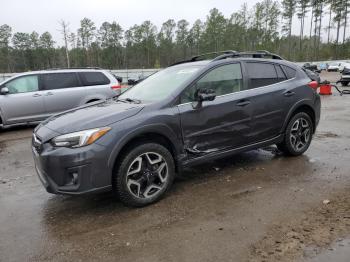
[275, 65, 287, 81]
[78, 72, 110, 86]
[281, 65, 296, 79]
[246, 62, 278, 89]
[42, 73, 79, 90]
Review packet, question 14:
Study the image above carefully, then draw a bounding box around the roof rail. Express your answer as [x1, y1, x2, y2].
[170, 50, 283, 66]
[171, 50, 238, 66]
[239, 51, 283, 60]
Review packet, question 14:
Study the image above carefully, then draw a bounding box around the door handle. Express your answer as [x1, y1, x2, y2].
[45, 92, 54, 96]
[236, 100, 251, 107]
[283, 91, 295, 97]
[32, 93, 42, 97]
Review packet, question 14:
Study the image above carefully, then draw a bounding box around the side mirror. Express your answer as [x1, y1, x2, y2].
[196, 89, 216, 102]
[0, 87, 9, 95]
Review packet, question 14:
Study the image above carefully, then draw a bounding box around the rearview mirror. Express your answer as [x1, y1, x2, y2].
[0, 87, 9, 95]
[196, 89, 216, 102]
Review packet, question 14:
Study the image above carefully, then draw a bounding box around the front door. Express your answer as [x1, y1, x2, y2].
[177, 63, 252, 155]
[0, 74, 46, 124]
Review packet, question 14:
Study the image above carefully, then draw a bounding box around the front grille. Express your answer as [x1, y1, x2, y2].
[32, 133, 43, 154]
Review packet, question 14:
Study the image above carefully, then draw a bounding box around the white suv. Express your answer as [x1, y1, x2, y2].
[0, 68, 121, 128]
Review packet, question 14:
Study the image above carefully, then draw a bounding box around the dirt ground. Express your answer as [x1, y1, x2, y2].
[0, 71, 350, 262]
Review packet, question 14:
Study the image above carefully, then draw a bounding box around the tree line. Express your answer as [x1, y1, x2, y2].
[0, 0, 349, 73]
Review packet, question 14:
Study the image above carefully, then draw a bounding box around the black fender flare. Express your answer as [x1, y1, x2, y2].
[107, 123, 183, 170]
[280, 99, 316, 133]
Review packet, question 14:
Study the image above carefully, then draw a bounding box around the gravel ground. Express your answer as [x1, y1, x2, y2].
[0, 71, 350, 262]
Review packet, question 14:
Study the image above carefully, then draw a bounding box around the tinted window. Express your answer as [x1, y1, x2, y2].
[79, 72, 110, 86]
[281, 65, 296, 79]
[5, 75, 39, 94]
[42, 73, 79, 90]
[275, 65, 287, 81]
[246, 62, 278, 89]
[181, 63, 243, 103]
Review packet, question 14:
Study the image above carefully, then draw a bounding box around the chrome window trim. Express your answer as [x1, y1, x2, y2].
[177, 77, 296, 107]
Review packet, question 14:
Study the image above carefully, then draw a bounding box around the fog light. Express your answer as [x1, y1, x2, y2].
[65, 172, 79, 186]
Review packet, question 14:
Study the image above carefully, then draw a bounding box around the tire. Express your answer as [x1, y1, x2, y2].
[341, 82, 349, 87]
[277, 112, 314, 156]
[113, 143, 175, 207]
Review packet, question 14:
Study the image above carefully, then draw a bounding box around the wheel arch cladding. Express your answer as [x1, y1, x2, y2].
[109, 128, 181, 179]
[284, 103, 316, 134]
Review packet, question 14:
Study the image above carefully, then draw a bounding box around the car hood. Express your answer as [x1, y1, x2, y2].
[40, 100, 144, 135]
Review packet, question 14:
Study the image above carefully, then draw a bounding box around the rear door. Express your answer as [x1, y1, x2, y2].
[0, 74, 46, 124]
[243, 61, 294, 142]
[41, 72, 85, 114]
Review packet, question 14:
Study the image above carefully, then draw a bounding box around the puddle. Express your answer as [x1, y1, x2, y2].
[303, 238, 350, 262]
[315, 131, 339, 139]
[0, 141, 5, 153]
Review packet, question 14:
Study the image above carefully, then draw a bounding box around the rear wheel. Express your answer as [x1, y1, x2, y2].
[341, 81, 349, 86]
[113, 143, 175, 207]
[277, 112, 313, 156]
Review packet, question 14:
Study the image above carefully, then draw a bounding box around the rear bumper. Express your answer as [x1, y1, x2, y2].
[32, 141, 113, 195]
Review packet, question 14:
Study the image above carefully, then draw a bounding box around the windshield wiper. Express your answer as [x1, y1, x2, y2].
[116, 98, 142, 104]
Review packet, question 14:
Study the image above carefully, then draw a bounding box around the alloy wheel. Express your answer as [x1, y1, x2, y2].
[289, 117, 311, 152]
[126, 152, 168, 199]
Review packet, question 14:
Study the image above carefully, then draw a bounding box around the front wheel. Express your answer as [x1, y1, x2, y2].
[113, 143, 175, 207]
[341, 81, 349, 87]
[277, 112, 313, 156]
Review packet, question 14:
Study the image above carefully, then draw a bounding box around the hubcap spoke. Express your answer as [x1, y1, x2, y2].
[156, 162, 167, 183]
[127, 157, 142, 176]
[127, 179, 141, 197]
[291, 119, 300, 132]
[145, 153, 162, 165]
[143, 184, 162, 198]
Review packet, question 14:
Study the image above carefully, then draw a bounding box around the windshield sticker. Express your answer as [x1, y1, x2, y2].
[176, 68, 199, 74]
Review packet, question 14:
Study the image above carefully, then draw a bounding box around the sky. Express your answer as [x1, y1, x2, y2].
[0, 0, 338, 46]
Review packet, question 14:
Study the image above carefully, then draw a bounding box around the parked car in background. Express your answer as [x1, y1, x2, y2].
[339, 66, 350, 86]
[32, 51, 320, 207]
[318, 63, 328, 71]
[303, 63, 320, 73]
[0, 68, 121, 128]
[327, 62, 350, 72]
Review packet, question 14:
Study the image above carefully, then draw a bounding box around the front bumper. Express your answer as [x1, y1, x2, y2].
[32, 136, 113, 195]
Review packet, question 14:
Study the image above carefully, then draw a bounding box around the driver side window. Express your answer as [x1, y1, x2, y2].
[5, 75, 39, 94]
[181, 63, 243, 103]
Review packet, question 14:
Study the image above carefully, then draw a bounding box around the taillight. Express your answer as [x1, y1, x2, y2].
[308, 81, 319, 90]
[111, 85, 121, 90]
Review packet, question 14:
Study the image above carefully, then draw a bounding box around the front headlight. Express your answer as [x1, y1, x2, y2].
[51, 127, 111, 148]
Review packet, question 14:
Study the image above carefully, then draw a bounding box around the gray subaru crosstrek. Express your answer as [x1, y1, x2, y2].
[0, 68, 121, 128]
[32, 51, 321, 207]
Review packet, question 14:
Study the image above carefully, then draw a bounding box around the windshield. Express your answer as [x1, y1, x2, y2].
[118, 65, 201, 102]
